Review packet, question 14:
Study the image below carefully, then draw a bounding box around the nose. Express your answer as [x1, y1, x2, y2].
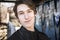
[24, 13, 29, 20]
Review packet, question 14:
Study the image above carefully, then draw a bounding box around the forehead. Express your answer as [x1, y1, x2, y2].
[17, 4, 30, 12]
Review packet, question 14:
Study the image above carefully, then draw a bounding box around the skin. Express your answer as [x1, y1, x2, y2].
[17, 4, 35, 31]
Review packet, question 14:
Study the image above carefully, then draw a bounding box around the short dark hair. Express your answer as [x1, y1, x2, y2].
[13, 0, 36, 18]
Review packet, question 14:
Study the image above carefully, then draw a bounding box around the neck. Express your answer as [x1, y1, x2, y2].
[25, 25, 35, 32]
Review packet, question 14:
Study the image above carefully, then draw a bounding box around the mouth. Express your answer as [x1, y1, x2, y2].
[25, 19, 31, 22]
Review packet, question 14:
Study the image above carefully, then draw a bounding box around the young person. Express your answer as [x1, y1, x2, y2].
[7, 0, 50, 40]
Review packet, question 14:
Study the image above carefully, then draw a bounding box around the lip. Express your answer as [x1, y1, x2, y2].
[25, 19, 31, 22]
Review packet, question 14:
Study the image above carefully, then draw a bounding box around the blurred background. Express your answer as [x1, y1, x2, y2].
[0, 0, 60, 40]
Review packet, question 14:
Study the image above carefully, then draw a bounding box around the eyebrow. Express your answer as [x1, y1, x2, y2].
[18, 11, 23, 13]
[26, 9, 32, 11]
[18, 9, 32, 13]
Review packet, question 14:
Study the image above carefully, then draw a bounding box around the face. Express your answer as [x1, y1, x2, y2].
[17, 4, 35, 28]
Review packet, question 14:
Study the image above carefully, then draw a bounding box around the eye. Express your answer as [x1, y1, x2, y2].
[18, 11, 24, 15]
[19, 12, 23, 15]
[27, 10, 32, 13]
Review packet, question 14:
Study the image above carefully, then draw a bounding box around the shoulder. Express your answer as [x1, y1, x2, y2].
[35, 26, 50, 40]
[38, 32, 50, 40]
[7, 31, 19, 40]
[35, 28, 50, 40]
[7, 26, 26, 40]
[7, 29, 22, 40]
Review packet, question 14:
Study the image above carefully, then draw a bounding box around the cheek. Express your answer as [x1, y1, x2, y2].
[29, 12, 35, 18]
[18, 15, 24, 23]
[29, 13, 35, 23]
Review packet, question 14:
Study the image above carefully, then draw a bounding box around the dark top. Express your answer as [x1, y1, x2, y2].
[7, 26, 50, 40]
